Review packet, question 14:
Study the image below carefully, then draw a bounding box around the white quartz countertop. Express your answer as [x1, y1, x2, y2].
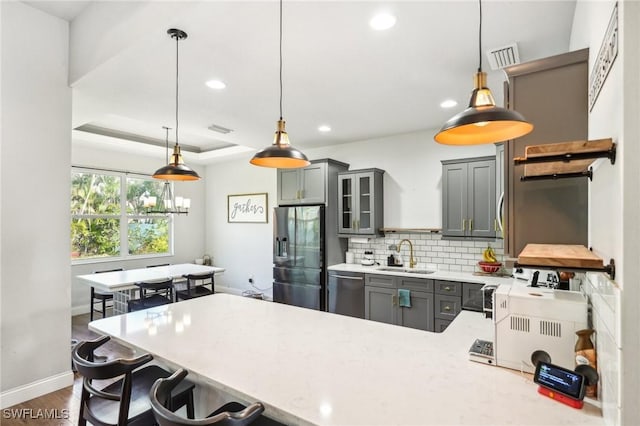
[328, 262, 515, 286]
[89, 293, 602, 425]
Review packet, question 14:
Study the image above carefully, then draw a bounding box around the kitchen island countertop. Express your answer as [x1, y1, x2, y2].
[89, 293, 602, 425]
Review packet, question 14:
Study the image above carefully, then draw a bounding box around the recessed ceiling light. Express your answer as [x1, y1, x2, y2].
[369, 13, 396, 31]
[205, 79, 226, 90]
[318, 125, 332, 133]
[440, 99, 458, 109]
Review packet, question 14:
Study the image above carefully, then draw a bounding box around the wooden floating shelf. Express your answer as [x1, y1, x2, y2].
[380, 228, 441, 234]
[516, 243, 615, 280]
[514, 138, 615, 181]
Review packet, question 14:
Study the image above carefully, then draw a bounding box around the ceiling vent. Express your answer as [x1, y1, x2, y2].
[486, 43, 520, 70]
[208, 123, 234, 134]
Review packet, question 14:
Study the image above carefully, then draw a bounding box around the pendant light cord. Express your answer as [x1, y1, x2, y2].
[279, 0, 283, 120]
[175, 33, 180, 146]
[163, 126, 171, 164]
[478, 0, 482, 72]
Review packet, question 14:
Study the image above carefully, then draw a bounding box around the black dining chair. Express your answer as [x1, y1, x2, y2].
[91, 268, 123, 321]
[73, 336, 195, 426]
[150, 369, 285, 426]
[175, 272, 215, 301]
[127, 278, 174, 312]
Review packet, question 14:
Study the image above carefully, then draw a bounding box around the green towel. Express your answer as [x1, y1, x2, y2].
[398, 288, 411, 308]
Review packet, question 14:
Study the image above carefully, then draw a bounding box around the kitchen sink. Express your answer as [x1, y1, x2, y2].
[376, 267, 434, 274]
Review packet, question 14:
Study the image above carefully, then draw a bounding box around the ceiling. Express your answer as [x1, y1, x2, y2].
[26, 1, 578, 164]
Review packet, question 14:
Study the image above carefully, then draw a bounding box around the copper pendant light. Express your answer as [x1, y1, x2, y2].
[250, 0, 310, 168]
[153, 28, 201, 181]
[434, 0, 533, 145]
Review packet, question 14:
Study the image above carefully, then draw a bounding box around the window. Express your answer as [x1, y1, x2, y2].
[70, 169, 172, 261]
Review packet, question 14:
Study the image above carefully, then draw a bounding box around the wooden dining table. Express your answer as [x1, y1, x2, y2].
[77, 263, 225, 314]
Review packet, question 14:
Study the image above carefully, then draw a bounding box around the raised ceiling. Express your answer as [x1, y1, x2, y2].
[26, 1, 578, 164]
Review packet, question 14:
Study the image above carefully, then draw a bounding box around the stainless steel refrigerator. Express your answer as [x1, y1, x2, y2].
[273, 205, 345, 311]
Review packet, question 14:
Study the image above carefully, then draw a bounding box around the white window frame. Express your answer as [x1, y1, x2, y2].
[71, 167, 174, 265]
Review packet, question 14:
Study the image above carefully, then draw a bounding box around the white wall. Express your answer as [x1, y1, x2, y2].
[204, 160, 277, 297]
[205, 129, 494, 297]
[70, 144, 207, 314]
[570, 1, 640, 424]
[0, 1, 73, 406]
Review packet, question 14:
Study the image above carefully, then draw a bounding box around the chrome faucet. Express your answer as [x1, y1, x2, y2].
[397, 239, 417, 268]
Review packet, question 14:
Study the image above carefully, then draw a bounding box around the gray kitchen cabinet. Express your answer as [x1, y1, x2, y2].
[441, 157, 496, 238]
[434, 319, 452, 333]
[364, 274, 434, 332]
[338, 169, 384, 236]
[503, 49, 588, 256]
[365, 273, 396, 288]
[434, 280, 463, 325]
[365, 285, 396, 325]
[277, 159, 349, 206]
[434, 280, 461, 297]
[434, 294, 461, 321]
[396, 290, 434, 331]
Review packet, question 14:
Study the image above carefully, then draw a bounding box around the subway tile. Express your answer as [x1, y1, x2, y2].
[461, 265, 475, 272]
[455, 247, 469, 253]
[461, 241, 476, 248]
[449, 264, 462, 272]
[447, 240, 462, 247]
[449, 252, 462, 259]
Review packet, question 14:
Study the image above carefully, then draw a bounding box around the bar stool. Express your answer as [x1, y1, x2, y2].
[150, 369, 285, 426]
[73, 336, 195, 426]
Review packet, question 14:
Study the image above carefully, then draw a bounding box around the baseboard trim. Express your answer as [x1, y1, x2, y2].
[71, 304, 90, 316]
[1, 371, 74, 409]
[216, 285, 243, 296]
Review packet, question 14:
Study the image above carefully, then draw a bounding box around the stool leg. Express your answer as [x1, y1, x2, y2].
[90, 288, 95, 321]
[102, 298, 106, 318]
[187, 390, 195, 419]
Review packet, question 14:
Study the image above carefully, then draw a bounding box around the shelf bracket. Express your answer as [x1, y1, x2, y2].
[514, 143, 616, 166]
[513, 258, 615, 280]
[520, 168, 593, 182]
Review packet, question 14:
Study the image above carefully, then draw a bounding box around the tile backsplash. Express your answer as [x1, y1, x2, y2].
[346, 232, 504, 272]
[582, 272, 621, 426]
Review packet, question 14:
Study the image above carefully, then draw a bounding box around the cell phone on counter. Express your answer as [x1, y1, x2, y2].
[533, 361, 586, 408]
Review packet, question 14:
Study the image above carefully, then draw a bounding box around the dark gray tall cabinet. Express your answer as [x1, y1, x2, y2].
[441, 156, 496, 238]
[503, 49, 589, 256]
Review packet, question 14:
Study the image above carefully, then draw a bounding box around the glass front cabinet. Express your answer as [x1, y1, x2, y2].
[337, 169, 384, 236]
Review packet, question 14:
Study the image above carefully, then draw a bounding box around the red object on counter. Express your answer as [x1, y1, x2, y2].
[537, 386, 584, 409]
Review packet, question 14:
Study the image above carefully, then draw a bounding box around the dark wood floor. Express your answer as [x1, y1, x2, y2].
[2, 313, 133, 426]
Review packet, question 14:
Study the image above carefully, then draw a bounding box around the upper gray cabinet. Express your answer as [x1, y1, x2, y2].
[337, 169, 384, 236]
[277, 159, 348, 206]
[441, 157, 496, 238]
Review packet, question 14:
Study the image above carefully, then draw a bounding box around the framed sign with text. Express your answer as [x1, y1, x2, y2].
[227, 193, 268, 223]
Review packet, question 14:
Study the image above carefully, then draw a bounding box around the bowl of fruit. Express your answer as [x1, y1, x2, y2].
[479, 245, 501, 273]
[478, 261, 502, 273]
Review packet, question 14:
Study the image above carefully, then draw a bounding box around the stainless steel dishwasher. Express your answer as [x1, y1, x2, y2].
[327, 271, 365, 318]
